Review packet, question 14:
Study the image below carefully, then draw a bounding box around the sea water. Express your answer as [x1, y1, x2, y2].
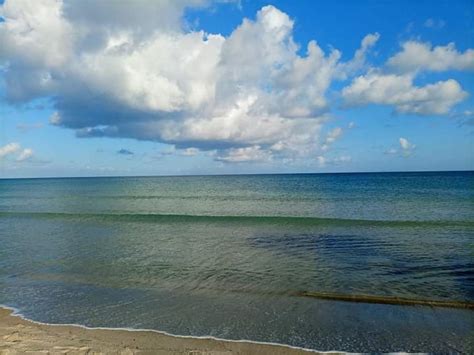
[0, 172, 473, 352]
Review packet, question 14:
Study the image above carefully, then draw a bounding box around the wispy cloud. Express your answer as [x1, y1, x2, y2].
[316, 155, 352, 167]
[16, 122, 44, 133]
[424, 18, 445, 29]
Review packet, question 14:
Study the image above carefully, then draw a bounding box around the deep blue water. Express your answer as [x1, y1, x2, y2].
[0, 172, 473, 352]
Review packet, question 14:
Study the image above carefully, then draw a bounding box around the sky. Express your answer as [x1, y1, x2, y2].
[0, 0, 473, 178]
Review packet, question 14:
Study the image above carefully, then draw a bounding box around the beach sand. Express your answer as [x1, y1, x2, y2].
[0, 307, 326, 354]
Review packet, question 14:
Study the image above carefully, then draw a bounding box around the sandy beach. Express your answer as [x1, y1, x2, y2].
[0, 307, 326, 354]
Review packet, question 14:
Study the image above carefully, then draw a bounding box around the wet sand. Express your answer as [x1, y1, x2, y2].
[0, 307, 330, 354]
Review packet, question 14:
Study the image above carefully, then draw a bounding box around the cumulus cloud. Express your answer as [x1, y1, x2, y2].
[62, 0, 209, 34]
[17, 148, 34, 161]
[0, 142, 34, 161]
[0, 142, 21, 158]
[399, 137, 415, 156]
[342, 71, 467, 115]
[399, 137, 409, 149]
[0, 0, 381, 163]
[341, 39, 472, 115]
[385, 137, 415, 157]
[0, 0, 471, 164]
[387, 41, 474, 73]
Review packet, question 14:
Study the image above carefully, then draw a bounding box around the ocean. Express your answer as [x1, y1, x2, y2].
[0, 171, 473, 352]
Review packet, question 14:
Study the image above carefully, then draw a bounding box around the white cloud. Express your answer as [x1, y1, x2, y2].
[0, 0, 382, 164]
[342, 39, 473, 115]
[342, 71, 467, 115]
[215, 145, 271, 163]
[321, 126, 344, 151]
[316, 155, 327, 167]
[0, 142, 21, 158]
[62, 0, 209, 34]
[48, 112, 62, 125]
[0, 0, 73, 69]
[385, 138, 415, 157]
[180, 147, 199, 156]
[316, 155, 351, 167]
[17, 148, 34, 161]
[341, 32, 380, 75]
[387, 41, 474, 73]
[333, 155, 351, 163]
[0, 142, 35, 161]
[1, 0, 470, 166]
[325, 127, 343, 144]
[385, 148, 398, 155]
[399, 137, 410, 150]
[399, 137, 415, 156]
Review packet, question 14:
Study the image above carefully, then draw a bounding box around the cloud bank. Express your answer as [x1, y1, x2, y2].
[0, 0, 471, 164]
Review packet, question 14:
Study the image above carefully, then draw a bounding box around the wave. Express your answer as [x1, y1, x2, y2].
[0, 194, 326, 202]
[0, 305, 326, 354]
[1, 211, 473, 228]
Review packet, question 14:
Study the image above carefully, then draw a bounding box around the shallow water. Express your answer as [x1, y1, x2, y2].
[0, 172, 473, 352]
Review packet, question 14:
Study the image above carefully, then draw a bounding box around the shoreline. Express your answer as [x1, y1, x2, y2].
[0, 306, 337, 354]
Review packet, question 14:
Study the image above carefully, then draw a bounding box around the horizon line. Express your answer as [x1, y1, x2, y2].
[0, 169, 473, 180]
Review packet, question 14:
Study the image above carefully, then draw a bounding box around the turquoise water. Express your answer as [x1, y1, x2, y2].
[0, 172, 473, 352]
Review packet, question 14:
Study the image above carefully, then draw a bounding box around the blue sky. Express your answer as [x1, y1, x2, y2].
[0, 0, 473, 177]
